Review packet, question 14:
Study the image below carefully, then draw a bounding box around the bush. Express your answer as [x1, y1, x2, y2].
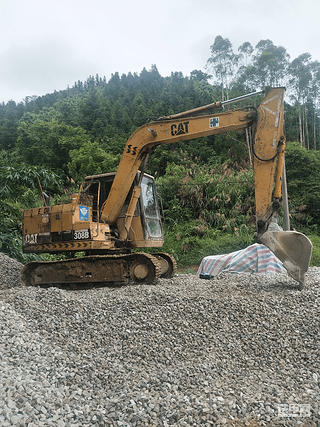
[156, 220, 254, 267]
[157, 162, 255, 230]
[285, 142, 320, 229]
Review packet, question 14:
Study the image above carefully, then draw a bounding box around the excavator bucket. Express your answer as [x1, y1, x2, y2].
[260, 230, 313, 290]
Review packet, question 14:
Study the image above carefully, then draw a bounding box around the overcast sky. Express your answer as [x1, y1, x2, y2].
[1, 0, 320, 104]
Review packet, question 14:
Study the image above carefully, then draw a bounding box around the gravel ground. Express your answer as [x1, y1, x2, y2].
[0, 251, 319, 427]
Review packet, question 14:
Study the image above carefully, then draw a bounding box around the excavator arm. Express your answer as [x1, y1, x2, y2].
[252, 88, 312, 288]
[101, 87, 312, 288]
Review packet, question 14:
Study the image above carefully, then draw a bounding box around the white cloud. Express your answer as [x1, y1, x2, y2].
[0, 0, 319, 103]
[0, 38, 96, 102]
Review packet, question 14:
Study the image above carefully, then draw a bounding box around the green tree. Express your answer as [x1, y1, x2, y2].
[285, 142, 320, 228]
[68, 141, 121, 183]
[288, 53, 312, 147]
[0, 165, 60, 262]
[238, 42, 253, 67]
[190, 69, 211, 82]
[0, 118, 18, 150]
[252, 40, 290, 87]
[206, 35, 239, 100]
[236, 42, 254, 91]
[131, 93, 148, 126]
[0, 100, 22, 150]
[16, 119, 91, 173]
[53, 95, 83, 127]
[309, 60, 320, 149]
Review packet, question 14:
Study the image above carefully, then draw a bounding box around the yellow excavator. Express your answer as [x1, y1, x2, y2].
[20, 87, 313, 290]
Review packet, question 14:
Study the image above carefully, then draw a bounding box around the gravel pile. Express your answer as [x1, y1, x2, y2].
[0, 252, 23, 290]
[0, 251, 319, 426]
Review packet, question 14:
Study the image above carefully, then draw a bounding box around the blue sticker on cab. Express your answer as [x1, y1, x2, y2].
[79, 206, 89, 221]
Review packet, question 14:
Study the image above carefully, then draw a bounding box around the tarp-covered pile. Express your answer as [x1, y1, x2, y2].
[197, 243, 285, 277]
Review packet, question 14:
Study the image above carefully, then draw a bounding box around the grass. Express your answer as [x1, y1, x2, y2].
[159, 222, 255, 268]
[308, 234, 320, 266]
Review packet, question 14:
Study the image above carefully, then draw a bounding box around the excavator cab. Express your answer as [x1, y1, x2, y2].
[83, 172, 164, 249]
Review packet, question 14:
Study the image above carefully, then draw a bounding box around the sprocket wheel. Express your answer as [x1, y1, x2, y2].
[129, 254, 160, 284]
[154, 253, 177, 278]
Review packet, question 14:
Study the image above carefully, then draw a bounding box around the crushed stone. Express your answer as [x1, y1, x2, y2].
[0, 253, 319, 426]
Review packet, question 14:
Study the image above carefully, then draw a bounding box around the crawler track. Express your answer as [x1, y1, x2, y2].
[20, 252, 176, 288]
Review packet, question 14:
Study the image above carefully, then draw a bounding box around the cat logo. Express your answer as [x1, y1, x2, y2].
[171, 121, 189, 136]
